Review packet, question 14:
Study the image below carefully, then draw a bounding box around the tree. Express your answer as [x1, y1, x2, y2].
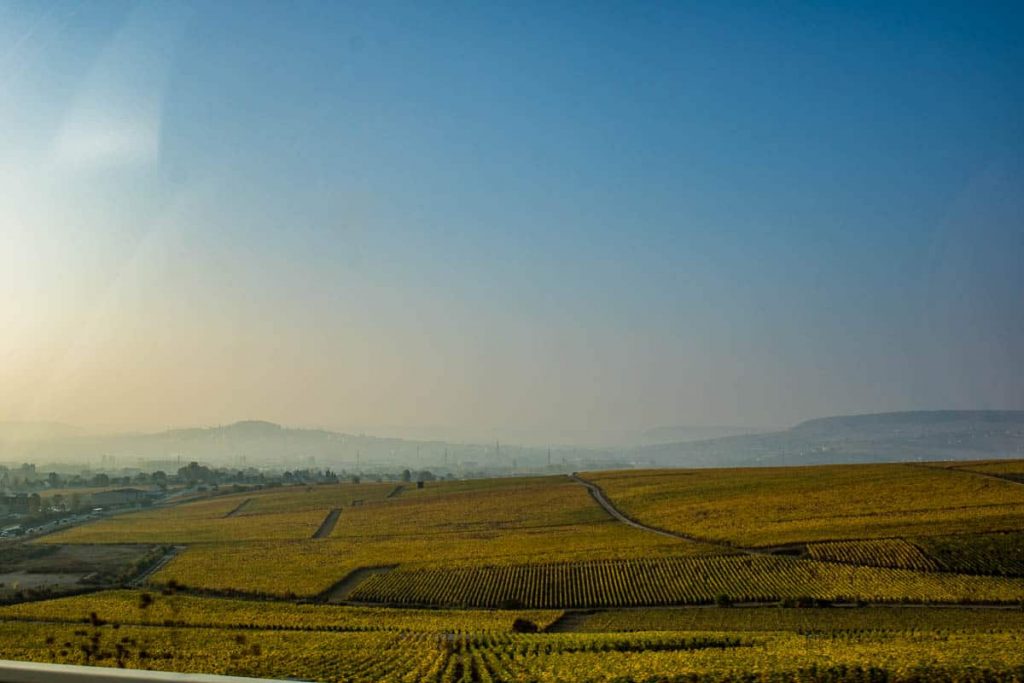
[91, 473, 110, 487]
[401, 469, 412, 483]
[178, 462, 212, 485]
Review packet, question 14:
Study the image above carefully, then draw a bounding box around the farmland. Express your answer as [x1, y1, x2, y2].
[587, 463, 1024, 546]
[2, 459, 1024, 680]
[0, 598, 1023, 681]
[33, 464, 1024, 603]
[346, 554, 1024, 608]
[46, 477, 714, 596]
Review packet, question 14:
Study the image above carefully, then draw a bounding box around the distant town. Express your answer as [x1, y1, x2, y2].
[0, 459, 461, 541]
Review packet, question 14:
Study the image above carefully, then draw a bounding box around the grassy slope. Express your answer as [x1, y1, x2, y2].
[587, 462, 1024, 546]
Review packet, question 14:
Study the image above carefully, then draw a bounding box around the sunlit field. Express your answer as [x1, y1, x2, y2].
[587, 462, 1024, 546]
[4, 461, 1024, 681]
[1, 593, 1024, 682]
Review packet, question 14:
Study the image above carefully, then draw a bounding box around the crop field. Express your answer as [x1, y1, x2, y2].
[43, 482, 396, 545]
[587, 463, 1024, 546]
[914, 532, 1024, 577]
[0, 589, 561, 633]
[33, 466, 1024, 603]
[347, 554, 1024, 608]
[575, 605, 1024, 633]
[7, 460, 1024, 680]
[1, 605, 1024, 682]
[935, 459, 1024, 483]
[805, 539, 939, 571]
[44, 477, 718, 597]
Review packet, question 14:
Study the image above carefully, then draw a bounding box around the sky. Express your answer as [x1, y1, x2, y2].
[0, 0, 1022, 445]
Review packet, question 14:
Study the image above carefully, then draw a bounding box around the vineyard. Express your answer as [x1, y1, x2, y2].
[347, 554, 1024, 608]
[42, 482, 396, 545]
[575, 605, 1024, 633]
[1, 614, 1023, 682]
[6, 460, 1024, 680]
[805, 539, 939, 571]
[0, 590, 561, 633]
[933, 459, 1024, 483]
[914, 532, 1024, 577]
[587, 463, 1024, 546]
[29, 465, 1024, 603]
[91, 477, 717, 597]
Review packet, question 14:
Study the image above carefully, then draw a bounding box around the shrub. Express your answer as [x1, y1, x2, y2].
[511, 618, 539, 633]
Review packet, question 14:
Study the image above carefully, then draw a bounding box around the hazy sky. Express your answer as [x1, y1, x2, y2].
[1, 1, 1022, 443]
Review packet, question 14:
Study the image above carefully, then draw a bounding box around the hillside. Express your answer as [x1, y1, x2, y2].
[4, 411, 1023, 471]
[0, 421, 623, 473]
[639, 410, 1024, 468]
[6, 459, 1024, 681]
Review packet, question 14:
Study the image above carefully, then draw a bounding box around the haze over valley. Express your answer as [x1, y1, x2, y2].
[3, 411, 1022, 478]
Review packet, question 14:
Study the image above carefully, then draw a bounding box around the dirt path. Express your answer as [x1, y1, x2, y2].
[129, 546, 185, 587]
[223, 498, 253, 518]
[320, 566, 396, 603]
[570, 473, 750, 551]
[911, 461, 1024, 487]
[312, 508, 342, 539]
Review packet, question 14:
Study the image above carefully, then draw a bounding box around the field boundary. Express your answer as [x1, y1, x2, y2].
[312, 508, 342, 539]
[907, 460, 1024, 485]
[544, 609, 599, 632]
[223, 499, 253, 518]
[320, 566, 397, 603]
[129, 546, 186, 588]
[570, 474, 747, 552]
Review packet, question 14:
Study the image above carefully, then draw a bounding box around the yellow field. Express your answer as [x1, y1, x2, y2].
[1, 617, 1023, 682]
[150, 478, 721, 596]
[575, 604, 1024, 632]
[587, 463, 1024, 546]
[348, 554, 1024, 608]
[0, 589, 560, 633]
[940, 458, 1024, 480]
[10, 458, 1024, 682]
[43, 483, 394, 545]
[42, 477, 720, 597]
[805, 538, 939, 571]
[34, 463, 1024, 606]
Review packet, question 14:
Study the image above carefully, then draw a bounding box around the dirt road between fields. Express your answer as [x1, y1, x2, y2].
[224, 498, 253, 518]
[570, 473, 734, 546]
[312, 508, 342, 539]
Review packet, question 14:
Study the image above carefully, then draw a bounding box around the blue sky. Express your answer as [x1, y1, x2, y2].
[1, 1, 1021, 442]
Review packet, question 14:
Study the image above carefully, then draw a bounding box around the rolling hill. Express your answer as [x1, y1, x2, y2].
[638, 410, 1024, 467]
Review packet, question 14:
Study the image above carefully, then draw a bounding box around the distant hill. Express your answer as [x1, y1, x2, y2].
[640, 425, 767, 445]
[4, 411, 1022, 471]
[637, 410, 1024, 468]
[0, 420, 444, 468]
[0, 420, 614, 471]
